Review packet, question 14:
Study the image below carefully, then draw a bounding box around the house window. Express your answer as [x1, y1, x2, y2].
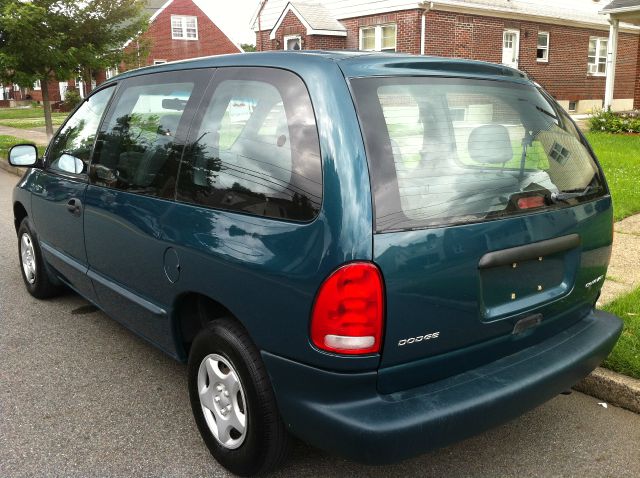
[154, 60, 168, 65]
[283, 35, 301, 50]
[568, 100, 578, 112]
[359, 24, 396, 52]
[588, 37, 608, 75]
[171, 15, 198, 40]
[33, 80, 41, 90]
[537, 32, 549, 62]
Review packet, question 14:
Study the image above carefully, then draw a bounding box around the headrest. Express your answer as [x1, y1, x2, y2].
[468, 124, 514, 164]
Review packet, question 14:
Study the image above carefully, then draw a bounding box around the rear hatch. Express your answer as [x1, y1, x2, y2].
[350, 75, 612, 393]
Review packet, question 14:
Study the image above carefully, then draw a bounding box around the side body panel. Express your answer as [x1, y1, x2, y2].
[29, 170, 96, 301]
[82, 59, 374, 366]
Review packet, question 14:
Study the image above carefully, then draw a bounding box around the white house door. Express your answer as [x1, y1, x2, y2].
[502, 29, 520, 69]
[58, 81, 68, 101]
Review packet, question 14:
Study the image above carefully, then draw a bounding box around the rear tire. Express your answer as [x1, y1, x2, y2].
[17, 218, 63, 299]
[188, 318, 290, 476]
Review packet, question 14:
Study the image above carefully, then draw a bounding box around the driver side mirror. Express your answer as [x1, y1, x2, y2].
[8, 144, 40, 168]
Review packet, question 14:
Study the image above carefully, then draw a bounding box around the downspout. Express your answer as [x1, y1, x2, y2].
[257, 0, 267, 51]
[420, 2, 433, 56]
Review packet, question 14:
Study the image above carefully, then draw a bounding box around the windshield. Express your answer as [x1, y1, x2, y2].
[350, 77, 606, 232]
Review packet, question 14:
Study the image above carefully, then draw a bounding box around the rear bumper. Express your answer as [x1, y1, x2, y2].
[262, 309, 622, 464]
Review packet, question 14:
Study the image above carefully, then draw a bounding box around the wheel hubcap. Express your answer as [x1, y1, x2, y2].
[197, 353, 247, 449]
[20, 233, 37, 285]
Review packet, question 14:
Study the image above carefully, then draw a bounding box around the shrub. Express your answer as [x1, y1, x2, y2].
[63, 89, 82, 110]
[589, 109, 640, 134]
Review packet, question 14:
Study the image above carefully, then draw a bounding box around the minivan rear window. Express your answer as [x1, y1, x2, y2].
[350, 77, 606, 232]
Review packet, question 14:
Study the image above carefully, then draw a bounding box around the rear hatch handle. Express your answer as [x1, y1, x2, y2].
[478, 234, 581, 269]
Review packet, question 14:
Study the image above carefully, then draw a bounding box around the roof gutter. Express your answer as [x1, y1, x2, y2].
[601, 6, 640, 15]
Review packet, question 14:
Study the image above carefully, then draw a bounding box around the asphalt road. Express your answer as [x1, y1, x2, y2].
[1, 168, 639, 477]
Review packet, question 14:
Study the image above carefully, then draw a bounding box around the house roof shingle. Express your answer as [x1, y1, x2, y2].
[289, 2, 346, 32]
[145, 0, 170, 18]
[602, 0, 640, 11]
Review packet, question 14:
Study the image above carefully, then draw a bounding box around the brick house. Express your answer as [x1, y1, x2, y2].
[20, 0, 241, 104]
[251, 0, 640, 113]
[120, 0, 242, 71]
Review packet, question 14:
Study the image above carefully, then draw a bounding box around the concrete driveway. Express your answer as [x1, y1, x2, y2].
[1, 168, 639, 477]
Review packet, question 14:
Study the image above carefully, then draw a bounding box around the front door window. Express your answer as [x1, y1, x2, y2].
[47, 86, 115, 175]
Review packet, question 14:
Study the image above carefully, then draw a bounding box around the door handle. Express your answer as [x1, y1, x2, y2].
[66, 198, 82, 217]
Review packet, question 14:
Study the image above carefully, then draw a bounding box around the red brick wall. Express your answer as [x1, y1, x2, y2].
[423, 11, 638, 101]
[635, 45, 640, 109]
[260, 9, 421, 52]
[256, 8, 640, 103]
[125, 0, 240, 68]
[341, 10, 422, 53]
[29, 81, 61, 103]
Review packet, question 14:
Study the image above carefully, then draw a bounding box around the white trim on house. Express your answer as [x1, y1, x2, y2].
[536, 31, 549, 63]
[171, 15, 199, 40]
[601, 5, 640, 15]
[149, 0, 175, 23]
[359, 23, 397, 52]
[269, 2, 347, 39]
[588, 36, 609, 76]
[283, 34, 302, 49]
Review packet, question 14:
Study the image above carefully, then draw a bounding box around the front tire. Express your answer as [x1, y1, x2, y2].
[17, 218, 62, 299]
[188, 318, 290, 476]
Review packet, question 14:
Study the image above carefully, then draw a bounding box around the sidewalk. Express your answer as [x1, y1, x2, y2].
[0, 124, 50, 145]
[598, 214, 640, 305]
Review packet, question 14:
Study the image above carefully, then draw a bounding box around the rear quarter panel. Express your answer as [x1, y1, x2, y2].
[164, 59, 375, 370]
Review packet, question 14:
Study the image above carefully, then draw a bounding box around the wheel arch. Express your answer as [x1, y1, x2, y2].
[13, 201, 28, 234]
[172, 292, 247, 361]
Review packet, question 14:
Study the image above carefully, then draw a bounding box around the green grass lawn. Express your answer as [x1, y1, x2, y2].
[585, 132, 640, 221]
[0, 135, 45, 160]
[602, 286, 640, 380]
[0, 107, 68, 130]
[0, 107, 68, 129]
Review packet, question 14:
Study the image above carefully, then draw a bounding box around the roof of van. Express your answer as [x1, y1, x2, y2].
[105, 51, 530, 86]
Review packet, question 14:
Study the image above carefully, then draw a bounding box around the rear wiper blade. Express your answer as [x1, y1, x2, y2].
[550, 185, 598, 203]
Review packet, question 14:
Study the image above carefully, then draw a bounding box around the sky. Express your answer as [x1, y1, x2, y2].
[194, 0, 259, 45]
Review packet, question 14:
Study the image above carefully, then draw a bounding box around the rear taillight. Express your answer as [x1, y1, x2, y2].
[310, 262, 384, 355]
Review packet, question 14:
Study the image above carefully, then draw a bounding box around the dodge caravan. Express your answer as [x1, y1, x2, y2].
[8, 52, 622, 476]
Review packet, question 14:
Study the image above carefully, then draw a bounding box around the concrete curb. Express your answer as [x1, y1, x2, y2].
[574, 367, 640, 414]
[0, 160, 23, 177]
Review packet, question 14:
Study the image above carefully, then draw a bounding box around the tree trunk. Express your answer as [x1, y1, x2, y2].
[82, 68, 92, 96]
[41, 76, 54, 139]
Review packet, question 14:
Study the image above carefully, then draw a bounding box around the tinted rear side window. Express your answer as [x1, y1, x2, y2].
[351, 77, 606, 232]
[177, 67, 322, 221]
[90, 70, 211, 198]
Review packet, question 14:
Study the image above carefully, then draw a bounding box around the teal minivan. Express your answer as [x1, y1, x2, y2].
[9, 51, 622, 476]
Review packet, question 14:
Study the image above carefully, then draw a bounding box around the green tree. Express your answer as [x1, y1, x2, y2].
[0, 0, 76, 136]
[241, 43, 256, 52]
[64, 0, 149, 97]
[0, 0, 149, 137]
